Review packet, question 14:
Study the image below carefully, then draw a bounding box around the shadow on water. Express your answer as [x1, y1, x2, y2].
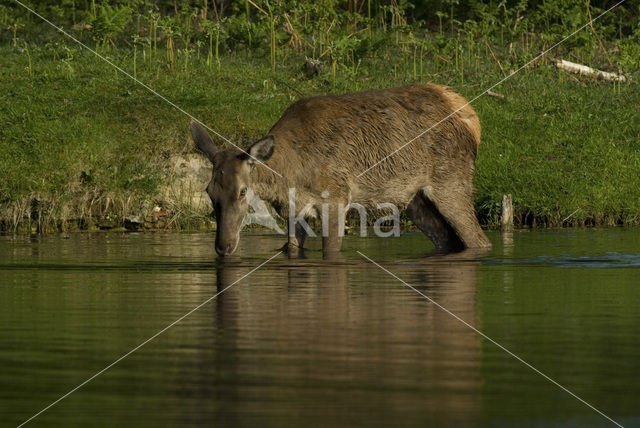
[479, 230, 640, 268]
[482, 252, 640, 268]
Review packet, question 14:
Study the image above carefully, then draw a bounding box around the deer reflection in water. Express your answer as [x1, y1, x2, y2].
[206, 249, 487, 425]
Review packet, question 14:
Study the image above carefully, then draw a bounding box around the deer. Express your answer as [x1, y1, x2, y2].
[191, 83, 492, 257]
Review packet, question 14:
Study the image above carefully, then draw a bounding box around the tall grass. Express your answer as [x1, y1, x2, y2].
[3, 1, 637, 80]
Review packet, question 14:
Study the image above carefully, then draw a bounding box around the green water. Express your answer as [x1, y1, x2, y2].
[1, 229, 639, 427]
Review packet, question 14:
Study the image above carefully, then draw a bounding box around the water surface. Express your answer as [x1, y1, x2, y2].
[1, 229, 639, 427]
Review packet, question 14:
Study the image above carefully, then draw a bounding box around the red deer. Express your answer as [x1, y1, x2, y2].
[191, 83, 492, 256]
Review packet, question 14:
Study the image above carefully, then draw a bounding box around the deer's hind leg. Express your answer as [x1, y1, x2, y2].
[406, 191, 465, 252]
[426, 181, 492, 250]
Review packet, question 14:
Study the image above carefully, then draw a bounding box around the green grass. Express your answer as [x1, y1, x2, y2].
[475, 72, 640, 227]
[1, 32, 639, 231]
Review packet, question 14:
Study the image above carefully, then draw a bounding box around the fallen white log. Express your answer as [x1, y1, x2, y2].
[556, 59, 626, 82]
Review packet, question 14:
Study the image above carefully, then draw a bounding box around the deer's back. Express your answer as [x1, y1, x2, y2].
[266, 84, 481, 205]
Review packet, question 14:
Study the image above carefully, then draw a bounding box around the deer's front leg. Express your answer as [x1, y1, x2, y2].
[287, 219, 309, 257]
[320, 203, 344, 258]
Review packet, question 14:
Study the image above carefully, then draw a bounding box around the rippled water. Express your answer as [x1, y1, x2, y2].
[1, 228, 639, 427]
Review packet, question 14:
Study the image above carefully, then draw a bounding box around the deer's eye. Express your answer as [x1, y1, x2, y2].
[239, 188, 247, 198]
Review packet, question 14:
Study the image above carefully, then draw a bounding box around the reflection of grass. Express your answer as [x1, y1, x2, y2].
[1, 40, 639, 231]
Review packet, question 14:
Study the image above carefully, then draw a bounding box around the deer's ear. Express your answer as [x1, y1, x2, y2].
[241, 135, 274, 164]
[191, 120, 218, 162]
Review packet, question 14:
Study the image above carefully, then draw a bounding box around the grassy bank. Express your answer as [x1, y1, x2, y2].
[1, 1, 639, 232]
